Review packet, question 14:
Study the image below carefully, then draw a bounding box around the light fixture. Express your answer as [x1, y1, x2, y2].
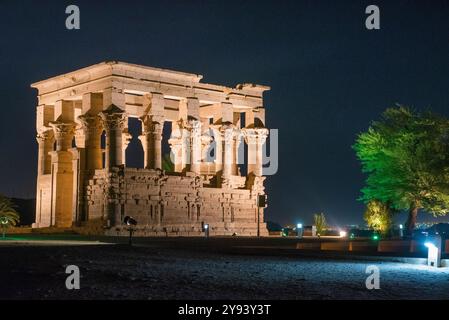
[124, 216, 137, 226]
[339, 230, 347, 238]
[296, 223, 303, 238]
[425, 239, 441, 268]
[399, 224, 403, 230]
[424, 242, 436, 249]
[123, 216, 138, 246]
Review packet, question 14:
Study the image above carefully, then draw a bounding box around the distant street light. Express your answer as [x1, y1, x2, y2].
[296, 223, 303, 239]
[399, 224, 404, 238]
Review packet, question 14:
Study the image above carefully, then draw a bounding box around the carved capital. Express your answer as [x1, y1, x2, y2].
[99, 105, 126, 132]
[122, 130, 133, 148]
[78, 114, 103, 133]
[242, 128, 268, 145]
[221, 124, 237, 144]
[36, 128, 54, 144]
[141, 115, 164, 138]
[49, 121, 76, 139]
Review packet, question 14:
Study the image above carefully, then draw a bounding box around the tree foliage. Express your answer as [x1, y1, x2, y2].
[364, 200, 393, 235]
[353, 106, 449, 234]
[313, 212, 327, 236]
[0, 195, 20, 237]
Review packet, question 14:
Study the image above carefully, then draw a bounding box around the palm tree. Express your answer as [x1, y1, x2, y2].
[0, 195, 20, 238]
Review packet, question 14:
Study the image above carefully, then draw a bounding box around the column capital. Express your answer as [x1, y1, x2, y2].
[242, 128, 268, 144]
[49, 121, 76, 138]
[78, 114, 103, 132]
[221, 124, 239, 143]
[99, 105, 126, 131]
[49, 121, 76, 152]
[141, 115, 164, 136]
[36, 128, 54, 143]
[122, 130, 132, 148]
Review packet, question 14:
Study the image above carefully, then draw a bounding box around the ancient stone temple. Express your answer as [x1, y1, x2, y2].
[32, 61, 270, 236]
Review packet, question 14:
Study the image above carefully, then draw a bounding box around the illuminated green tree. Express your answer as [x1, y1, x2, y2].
[313, 213, 327, 237]
[364, 200, 393, 236]
[0, 195, 20, 238]
[353, 106, 449, 235]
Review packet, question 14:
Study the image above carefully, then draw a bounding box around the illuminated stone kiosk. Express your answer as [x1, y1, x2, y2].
[32, 61, 270, 236]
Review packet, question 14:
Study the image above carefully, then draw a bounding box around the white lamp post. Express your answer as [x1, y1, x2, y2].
[424, 235, 442, 268]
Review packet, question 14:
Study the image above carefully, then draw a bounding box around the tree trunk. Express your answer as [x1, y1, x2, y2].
[405, 206, 418, 237]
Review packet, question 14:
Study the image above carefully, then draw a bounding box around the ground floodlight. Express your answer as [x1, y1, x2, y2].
[123, 216, 138, 246]
[204, 223, 210, 238]
[339, 230, 347, 238]
[425, 236, 442, 268]
[124, 216, 137, 226]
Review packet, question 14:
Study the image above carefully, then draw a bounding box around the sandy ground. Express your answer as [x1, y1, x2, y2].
[1, 237, 448, 300]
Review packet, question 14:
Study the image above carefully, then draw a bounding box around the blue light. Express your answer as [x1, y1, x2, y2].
[424, 242, 436, 249]
[297, 223, 303, 229]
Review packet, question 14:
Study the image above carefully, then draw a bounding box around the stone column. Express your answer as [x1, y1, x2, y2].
[139, 116, 164, 170]
[99, 106, 126, 169]
[211, 126, 223, 174]
[221, 124, 235, 179]
[168, 137, 183, 172]
[122, 130, 132, 167]
[243, 128, 268, 177]
[233, 130, 243, 175]
[78, 115, 103, 171]
[189, 119, 202, 174]
[36, 128, 54, 175]
[255, 129, 269, 177]
[49, 121, 76, 228]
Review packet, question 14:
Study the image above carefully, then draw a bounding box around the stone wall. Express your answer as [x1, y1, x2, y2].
[84, 167, 268, 236]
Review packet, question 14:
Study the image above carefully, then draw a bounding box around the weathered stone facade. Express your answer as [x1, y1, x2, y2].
[32, 61, 270, 236]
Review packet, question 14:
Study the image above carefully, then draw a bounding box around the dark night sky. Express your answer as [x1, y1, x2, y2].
[2, 0, 449, 226]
